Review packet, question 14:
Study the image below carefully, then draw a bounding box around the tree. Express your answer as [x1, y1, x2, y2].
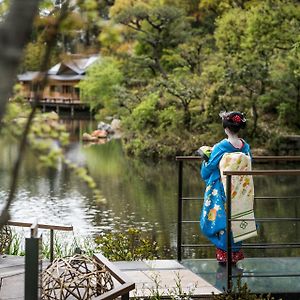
[0, 0, 104, 227]
[160, 73, 202, 130]
[79, 57, 123, 114]
[111, 2, 190, 77]
[213, 0, 300, 137]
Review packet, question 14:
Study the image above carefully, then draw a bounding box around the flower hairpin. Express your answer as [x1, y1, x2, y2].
[232, 115, 242, 123]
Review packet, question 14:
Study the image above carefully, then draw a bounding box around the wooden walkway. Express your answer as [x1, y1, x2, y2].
[0, 255, 25, 300]
[0, 255, 219, 299]
[112, 259, 220, 299]
[2, 254, 300, 299]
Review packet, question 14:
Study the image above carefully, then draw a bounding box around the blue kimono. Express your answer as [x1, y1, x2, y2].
[200, 139, 251, 251]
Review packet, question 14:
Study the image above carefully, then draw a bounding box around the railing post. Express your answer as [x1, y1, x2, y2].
[226, 175, 232, 291]
[50, 228, 54, 262]
[177, 160, 183, 261]
[25, 221, 42, 300]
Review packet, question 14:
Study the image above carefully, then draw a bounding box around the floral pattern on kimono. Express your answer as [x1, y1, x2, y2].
[200, 180, 228, 249]
[199, 139, 252, 252]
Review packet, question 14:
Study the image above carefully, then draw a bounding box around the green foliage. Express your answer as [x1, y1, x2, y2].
[5, 230, 95, 259]
[96, 0, 299, 157]
[124, 93, 159, 131]
[21, 40, 57, 71]
[213, 278, 274, 300]
[132, 271, 197, 300]
[158, 106, 182, 131]
[17, 0, 300, 158]
[79, 57, 123, 112]
[95, 228, 159, 261]
[2, 94, 104, 203]
[112, 2, 191, 77]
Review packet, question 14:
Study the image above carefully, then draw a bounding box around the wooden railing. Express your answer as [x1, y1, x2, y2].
[6, 221, 135, 300]
[24, 96, 83, 104]
[7, 220, 73, 262]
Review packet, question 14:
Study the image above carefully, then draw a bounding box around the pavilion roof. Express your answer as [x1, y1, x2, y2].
[18, 55, 99, 82]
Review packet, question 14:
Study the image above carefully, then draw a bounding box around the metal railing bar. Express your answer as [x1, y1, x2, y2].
[181, 196, 300, 201]
[50, 229, 54, 263]
[182, 197, 203, 200]
[241, 244, 300, 249]
[182, 221, 200, 223]
[223, 170, 300, 176]
[230, 217, 300, 222]
[226, 174, 233, 290]
[254, 196, 300, 199]
[176, 156, 300, 161]
[181, 244, 214, 248]
[182, 217, 300, 223]
[177, 160, 183, 262]
[176, 156, 300, 292]
[181, 243, 300, 248]
[232, 274, 300, 278]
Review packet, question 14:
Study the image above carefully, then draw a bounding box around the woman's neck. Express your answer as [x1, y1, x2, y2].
[225, 129, 243, 149]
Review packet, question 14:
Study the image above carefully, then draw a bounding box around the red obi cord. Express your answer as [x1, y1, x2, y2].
[216, 248, 244, 263]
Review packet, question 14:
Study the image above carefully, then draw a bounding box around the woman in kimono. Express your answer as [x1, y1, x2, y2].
[200, 111, 251, 264]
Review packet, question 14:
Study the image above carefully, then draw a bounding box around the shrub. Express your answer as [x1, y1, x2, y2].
[94, 228, 159, 261]
[213, 278, 275, 300]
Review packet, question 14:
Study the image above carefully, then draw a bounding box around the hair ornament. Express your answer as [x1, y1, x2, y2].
[219, 111, 247, 131]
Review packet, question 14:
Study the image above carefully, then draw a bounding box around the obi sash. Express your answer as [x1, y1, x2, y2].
[219, 152, 257, 243]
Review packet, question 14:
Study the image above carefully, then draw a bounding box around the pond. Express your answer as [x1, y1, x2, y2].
[0, 118, 300, 259]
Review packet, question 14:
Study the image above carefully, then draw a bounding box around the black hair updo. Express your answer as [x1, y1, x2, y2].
[219, 111, 246, 133]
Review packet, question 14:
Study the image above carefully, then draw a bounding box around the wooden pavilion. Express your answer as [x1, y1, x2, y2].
[17, 55, 99, 115]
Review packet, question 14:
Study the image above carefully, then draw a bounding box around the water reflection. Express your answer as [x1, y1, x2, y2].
[0, 118, 300, 258]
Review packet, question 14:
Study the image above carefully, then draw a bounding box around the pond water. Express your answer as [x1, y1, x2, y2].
[0, 118, 300, 258]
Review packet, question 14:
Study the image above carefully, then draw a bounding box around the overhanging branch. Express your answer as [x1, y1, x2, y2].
[0, 0, 40, 125]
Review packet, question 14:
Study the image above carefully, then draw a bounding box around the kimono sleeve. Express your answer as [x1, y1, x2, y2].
[243, 141, 252, 159]
[201, 143, 225, 181]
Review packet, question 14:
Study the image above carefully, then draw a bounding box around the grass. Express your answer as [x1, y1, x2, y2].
[4, 229, 95, 258]
[3, 227, 159, 261]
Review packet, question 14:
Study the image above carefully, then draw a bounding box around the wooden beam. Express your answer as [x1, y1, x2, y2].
[7, 220, 73, 231]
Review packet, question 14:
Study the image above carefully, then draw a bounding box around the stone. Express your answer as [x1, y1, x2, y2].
[97, 121, 114, 134]
[82, 133, 97, 142]
[111, 119, 121, 132]
[91, 130, 108, 138]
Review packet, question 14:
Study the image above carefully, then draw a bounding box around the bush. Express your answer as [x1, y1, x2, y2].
[213, 278, 275, 300]
[94, 228, 159, 261]
[126, 93, 159, 131]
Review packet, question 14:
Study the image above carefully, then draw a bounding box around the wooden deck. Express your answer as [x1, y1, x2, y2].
[0, 255, 219, 299]
[22, 97, 90, 116]
[0, 255, 27, 300]
[2, 255, 300, 299]
[112, 259, 220, 299]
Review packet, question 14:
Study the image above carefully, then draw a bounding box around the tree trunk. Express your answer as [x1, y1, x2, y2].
[153, 46, 167, 79]
[296, 79, 300, 113]
[251, 101, 258, 137]
[183, 105, 191, 130]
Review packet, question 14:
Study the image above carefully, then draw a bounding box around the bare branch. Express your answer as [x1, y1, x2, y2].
[0, 0, 40, 125]
[0, 1, 70, 227]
